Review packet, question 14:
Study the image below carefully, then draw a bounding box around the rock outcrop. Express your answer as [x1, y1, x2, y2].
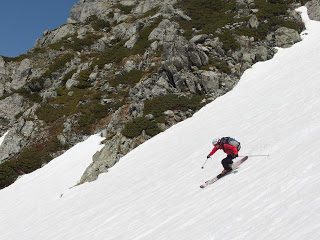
[306, 0, 320, 21]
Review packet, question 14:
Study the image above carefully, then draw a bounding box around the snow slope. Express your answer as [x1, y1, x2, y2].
[1, 7, 320, 240]
[0, 131, 8, 146]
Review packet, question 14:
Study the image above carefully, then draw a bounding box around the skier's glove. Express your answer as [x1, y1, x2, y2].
[207, 154, 211, 159]
[231, 153, 238, 159]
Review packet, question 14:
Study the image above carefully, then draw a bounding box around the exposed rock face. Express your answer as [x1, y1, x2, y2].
[80, 133, 122, 182]
[0, 94, 29, 126]
[10, 59, 32, 90]
[133, 0, 178, 16]
[34, 24, 77, 48]
[0, 119, 37, 163]
[68, 0, 109, 23]
[161, 36, 209, 89]
[129, 72, 172, 101]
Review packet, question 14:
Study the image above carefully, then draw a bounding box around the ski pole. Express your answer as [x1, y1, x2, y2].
[201, 156, 210, 169]
[239, 154, 270, 157]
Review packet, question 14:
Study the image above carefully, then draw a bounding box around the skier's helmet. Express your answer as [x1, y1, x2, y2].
[212, 138, 220, 146]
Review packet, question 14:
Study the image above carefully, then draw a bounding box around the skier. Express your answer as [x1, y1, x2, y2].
[207, 137, 239, 174]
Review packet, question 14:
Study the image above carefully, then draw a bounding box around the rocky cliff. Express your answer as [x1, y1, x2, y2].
[0, 0, 313, 188]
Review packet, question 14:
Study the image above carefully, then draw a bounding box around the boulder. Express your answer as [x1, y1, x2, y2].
[275, 27, 301, 48]
[306, 0, 320, 21]
[198, 70, 220, 93]
[129, 73, 171, 101]
[248, 15, 259, 29]
[124, 34, 139, 49]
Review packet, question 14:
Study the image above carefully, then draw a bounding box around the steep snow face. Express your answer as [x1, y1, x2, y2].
[1, 7, 320, 240]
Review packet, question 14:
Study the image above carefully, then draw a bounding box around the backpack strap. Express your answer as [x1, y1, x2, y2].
[220, 137, 229, 151]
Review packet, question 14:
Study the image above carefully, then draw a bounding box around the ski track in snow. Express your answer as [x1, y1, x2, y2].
[0, 7, 320, 240]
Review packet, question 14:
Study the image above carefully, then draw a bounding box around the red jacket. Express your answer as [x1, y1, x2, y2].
[209, 141, 238, 156]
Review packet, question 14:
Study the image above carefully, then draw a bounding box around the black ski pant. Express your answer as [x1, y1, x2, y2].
[221, 155, 234, 170]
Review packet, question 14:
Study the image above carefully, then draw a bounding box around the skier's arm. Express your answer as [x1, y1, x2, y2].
[209, 147, 218, 156]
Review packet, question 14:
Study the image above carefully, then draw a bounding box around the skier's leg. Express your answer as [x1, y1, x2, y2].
[221, 155, 233, 170]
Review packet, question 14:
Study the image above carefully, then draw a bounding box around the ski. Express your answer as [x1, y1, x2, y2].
[200, 156, 248, 188]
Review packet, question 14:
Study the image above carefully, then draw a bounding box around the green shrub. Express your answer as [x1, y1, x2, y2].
[201, 58, 231, 74]
[77, 102, 116, 135]
[36, 104, 64, 123]
[122, 117, 161, 138]
[2, 54, 29, 62]
[114, 3, 134, 15]
[131, 17, 163, 54]
[175, 0, 236, 38]
[176, 0, 305, 44]
[110, 70, 145, 87]
[86, 15, 110, 31]
[49, 34, 102, 52]
[140, 7, 160, 19]
[49, 53, 74, 73]
[78, 113, 96, 135]
[62, 69, 77, 84]
[216, 31, 240, 52]
[37, 87, 89, 123]
[72, 34, 102, 52]
[144, 94, 204, 123]
[76, 69, 92, 89]
[91, 43, 129, 68]
[0, 161, 17, 189]
[15, 88, 42, 103]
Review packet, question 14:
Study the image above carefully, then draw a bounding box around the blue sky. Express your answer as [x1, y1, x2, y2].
[0, 0, 79, 58]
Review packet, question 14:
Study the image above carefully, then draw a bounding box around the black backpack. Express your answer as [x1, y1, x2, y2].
[221, 137, 241, 151]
